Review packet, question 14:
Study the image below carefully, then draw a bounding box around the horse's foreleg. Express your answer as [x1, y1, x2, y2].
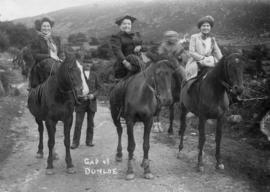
[126, 119, 136, 180]
[152, 109, 160, 133]
[216, 116, 225, 170]
[115, 119, 123, 162]
[45, 120, 56, 175]
[111, 107, 123, 162]
[36, 118, 44, 159]
[64, 116, 76, 174]
[197, 117, 206, 172]
[141, 117, 154, 180]
[178, 103, 187, 151]
[168, 103, 174, 135]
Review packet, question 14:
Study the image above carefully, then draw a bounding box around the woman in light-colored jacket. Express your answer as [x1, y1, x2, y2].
[185, 15, 222, 80]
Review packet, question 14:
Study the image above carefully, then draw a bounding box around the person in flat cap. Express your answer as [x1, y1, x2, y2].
[158, 30, 187, 80]
[110, 15, 146, 79]
[29, 17, 65, 88]
[185, 15, 222, 81]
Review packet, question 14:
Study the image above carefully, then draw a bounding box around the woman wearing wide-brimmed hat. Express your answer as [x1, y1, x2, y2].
[110, 15, 145, 79]
[185, 15, 223, 80]
[29, 17, 65, 88]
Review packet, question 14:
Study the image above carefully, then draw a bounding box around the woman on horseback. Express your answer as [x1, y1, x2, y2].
[110, 15, 145, 79]
[185, 15, 223, 80]
[29, 17, 65, 88]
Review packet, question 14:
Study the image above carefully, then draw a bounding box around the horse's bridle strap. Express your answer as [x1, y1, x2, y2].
[220, 80, 232, 93]
[221, 58, 233, 93]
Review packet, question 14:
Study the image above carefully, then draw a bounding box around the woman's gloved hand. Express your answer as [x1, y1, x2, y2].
[122, 59, 132, 70]
[134, 45, 142, 53]
[200, 56, 215, 67]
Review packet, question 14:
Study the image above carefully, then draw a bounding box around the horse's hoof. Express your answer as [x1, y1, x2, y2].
[144, 173, 154, 180]
[216, 163, 225, 170]
[197, 165, 204, 172]
[115, 155, 122, 162]
[53, 153, 59, 160]
[45, 169, 54, 175]
[66, 167, 76, 174]
[126, 173, 135, 180]
[36, 152, 43, 159]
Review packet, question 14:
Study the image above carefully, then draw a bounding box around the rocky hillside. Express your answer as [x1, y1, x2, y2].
[14, 0, 270, 41]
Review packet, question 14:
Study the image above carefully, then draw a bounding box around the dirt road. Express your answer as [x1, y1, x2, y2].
[0, 85, 269, 192]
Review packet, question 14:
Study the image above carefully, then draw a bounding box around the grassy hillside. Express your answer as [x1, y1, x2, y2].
[14, 0, 270, 41]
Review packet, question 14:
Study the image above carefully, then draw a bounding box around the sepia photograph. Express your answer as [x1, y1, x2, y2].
[0, 0, 269, 191]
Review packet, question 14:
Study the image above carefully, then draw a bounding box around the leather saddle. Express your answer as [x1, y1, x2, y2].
[182, 67, 209, 94]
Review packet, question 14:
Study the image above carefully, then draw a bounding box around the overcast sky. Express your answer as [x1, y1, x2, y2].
[0, 0, 156, 21]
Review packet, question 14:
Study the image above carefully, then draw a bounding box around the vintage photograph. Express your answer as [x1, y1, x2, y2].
[0, 0, 269, 191]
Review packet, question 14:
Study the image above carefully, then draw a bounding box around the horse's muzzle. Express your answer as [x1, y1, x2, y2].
[232, 85, 244, 95]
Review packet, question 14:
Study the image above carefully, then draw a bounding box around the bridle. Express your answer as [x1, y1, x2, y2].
[220, 57, 235, 93]
[58, 60, 81, 105]
[146, 60, 174, 107]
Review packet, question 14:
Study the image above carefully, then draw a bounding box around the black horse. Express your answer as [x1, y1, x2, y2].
[28, 53, 89, 174]
[179, 53, 244, 172]
[110, 59, 179, 180]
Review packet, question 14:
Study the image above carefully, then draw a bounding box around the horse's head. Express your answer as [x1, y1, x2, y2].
[223, 52, 245, 95]
[153, 60, 174, 105]
[59, 53, 89, 99]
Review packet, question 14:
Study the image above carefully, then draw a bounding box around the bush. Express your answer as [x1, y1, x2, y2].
[95, 43, 113, 59]
[0, 21, 36, 50]
[68, 32, 87, 45]
[0, 31, 10, 51]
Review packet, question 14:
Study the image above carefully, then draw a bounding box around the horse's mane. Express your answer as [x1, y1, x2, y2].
[209, 52, 243, 81]
[143, 59, 171, 76]
[63, 52, 76, 65]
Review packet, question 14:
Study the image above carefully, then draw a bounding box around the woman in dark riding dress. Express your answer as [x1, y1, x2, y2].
[110, 15, 145, 79]
[29, 17, 65, 88]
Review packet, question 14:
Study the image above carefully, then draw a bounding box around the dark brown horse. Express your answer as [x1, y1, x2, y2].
[110, 59, 177, 180]
[178, 53, 244, 172]
[28, 53, 89, 174]
[152, 71, 182, 133]
[152, 49, 189, 134]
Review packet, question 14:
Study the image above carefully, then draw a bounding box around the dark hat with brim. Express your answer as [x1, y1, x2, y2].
[34, 17, 55, 31]
[197, 15, 214, 29]
[115, 15, 136, 25]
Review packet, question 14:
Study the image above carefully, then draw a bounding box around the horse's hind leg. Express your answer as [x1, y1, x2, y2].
[126, 119, 136, 180]
[197, 117, 206, 172]
[64, 115, 76, 174]
[45, 120, 57, 175]
[36, 118, 44, 158]
[168, 103, 175, 135]
[141, 117, 154, 180]
[215, 116, 225, 170]
[178, 103, 187, 152]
